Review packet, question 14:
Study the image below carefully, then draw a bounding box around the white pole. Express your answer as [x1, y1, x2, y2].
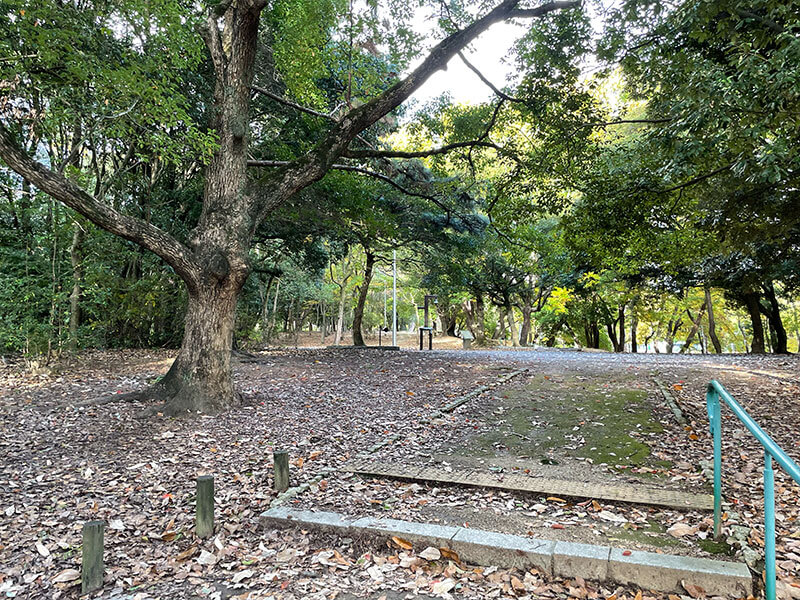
[392, 250, 397, 346]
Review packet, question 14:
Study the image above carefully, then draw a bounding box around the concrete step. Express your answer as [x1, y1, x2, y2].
[341, 459, 714, 511]
[261, 507, 752, 597]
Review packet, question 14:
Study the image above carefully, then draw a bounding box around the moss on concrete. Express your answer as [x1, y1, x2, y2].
[462, 375, 671, 472]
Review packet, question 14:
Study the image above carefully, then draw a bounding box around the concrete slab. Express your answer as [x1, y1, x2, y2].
[450, 527, 554, 575]
[554, 540, 610, 581]
[260, 507, 354, 533]
[608, 548, 752, 597]
[341, 459, 713, 511]
[350, 516, 458, 549]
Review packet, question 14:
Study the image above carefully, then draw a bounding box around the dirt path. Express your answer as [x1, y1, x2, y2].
[1, 348, 798, 599]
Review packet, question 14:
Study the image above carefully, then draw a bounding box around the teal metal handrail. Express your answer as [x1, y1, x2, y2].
[706, 380, 800, 600]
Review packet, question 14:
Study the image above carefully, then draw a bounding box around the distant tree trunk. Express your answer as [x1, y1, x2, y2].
[494, 308, 506, 341]
[463, 296, 486, 345]
[761, 282, 788, 354]
[737, 317, 750, 353]
[704, 287, 722, 353]
[742, 291, 766, 354]
[68, 225, 84, 351]
[681, 301, 707, 353]
[334, 284, 347, 345]
[268, 279, 280, 341]
[519, 302, 533, 346]
[617, 304, 626, 352]
[630, 311, 638, 353]
[584, 320, 600, 349]
[320, 301, 327, 343]
[506, 303, 519, 347]
[352, 250, 375, 347]
[439, 303, 458, 337]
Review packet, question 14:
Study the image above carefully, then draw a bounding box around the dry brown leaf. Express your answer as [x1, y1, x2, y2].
[681, 580, 706, 599]
[440, 548, 460, 563]
[176, 545, 198, 561]
[391, 536, 413, 551]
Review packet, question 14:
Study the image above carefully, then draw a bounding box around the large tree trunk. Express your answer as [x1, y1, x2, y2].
[440, 304, 458, 337]
[743, 291, 766, 354]
[705, 287, 723, 353]
[352, 251, 375, 346]
[154, 273, 247, 413]
[152, 3, 262, 413]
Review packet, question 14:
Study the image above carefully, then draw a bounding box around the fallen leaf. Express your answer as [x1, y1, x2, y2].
[197, 549, 218, 566]
[176, 546, 197, 561]
[391, 536, 413, 551]
[431, 578, 455, 594]
[440, 548, 460, 562]
[232, 569, 253, 584]
[419, 547, 441, 561]
[52, 569, 80, 583]
[681, 580, 706, 598]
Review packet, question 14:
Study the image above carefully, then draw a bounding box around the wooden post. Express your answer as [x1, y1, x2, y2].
[81, 520, 104, 595]
[273, 450, 289, 492]
[196, 475, 214, 539]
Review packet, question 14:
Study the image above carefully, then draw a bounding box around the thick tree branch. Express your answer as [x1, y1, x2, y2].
[255, 0, 582, 218]
[0, 124, 202, 292]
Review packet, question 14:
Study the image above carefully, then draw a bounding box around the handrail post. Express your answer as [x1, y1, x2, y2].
[706, 386, 722, 538]
[764, 451, 776, 600]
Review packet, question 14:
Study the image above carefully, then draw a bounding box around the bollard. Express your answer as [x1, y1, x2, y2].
[81, 520, 104, 595]
[196, 475, 214, 539]
[273, 450, 289, 492]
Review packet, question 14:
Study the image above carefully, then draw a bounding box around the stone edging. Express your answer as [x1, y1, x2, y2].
[261, 507, 753, 598]
[653, 377, 687, 425]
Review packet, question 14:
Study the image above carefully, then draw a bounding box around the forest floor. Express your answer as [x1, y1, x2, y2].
[1, 348, 799, 600]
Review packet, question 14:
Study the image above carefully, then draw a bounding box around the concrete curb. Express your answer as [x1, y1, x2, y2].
[261, 507, 752, 597]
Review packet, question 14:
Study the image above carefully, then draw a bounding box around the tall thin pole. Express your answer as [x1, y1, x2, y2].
[392, 250, 397, 346]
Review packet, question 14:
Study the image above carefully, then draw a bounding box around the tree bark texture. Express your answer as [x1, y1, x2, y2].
[743, 291, 766, 354]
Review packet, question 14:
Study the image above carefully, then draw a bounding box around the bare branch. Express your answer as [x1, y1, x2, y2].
[658, 164, 732, 194]
[341, 139, 502, 159]
[251, 85, 337, 122]
[0, 124, 202, 291]
[457, 51, 522, 102]
[248, 159, 448, 209]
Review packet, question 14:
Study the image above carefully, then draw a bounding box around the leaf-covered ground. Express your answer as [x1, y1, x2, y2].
[0, 348, 798, 599]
